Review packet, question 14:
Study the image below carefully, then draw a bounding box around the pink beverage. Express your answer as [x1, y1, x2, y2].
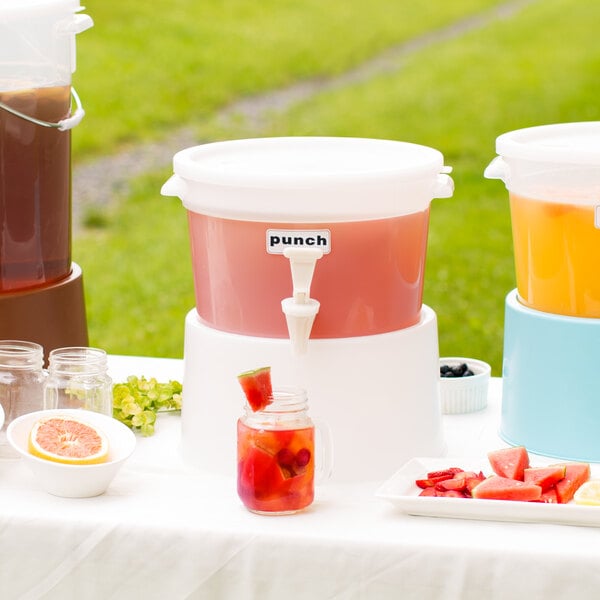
[237, 420, 315, 514]
[0, 85, 72, 292]
[188, 210, 430, 338]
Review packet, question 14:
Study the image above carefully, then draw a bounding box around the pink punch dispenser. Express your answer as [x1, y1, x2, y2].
[162, 137, 454, 481]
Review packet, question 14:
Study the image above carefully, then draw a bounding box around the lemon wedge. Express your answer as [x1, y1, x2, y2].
[573, 480, 600, 506]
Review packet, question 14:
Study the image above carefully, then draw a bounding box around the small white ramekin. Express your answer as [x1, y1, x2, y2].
[439, 357, 491, 414]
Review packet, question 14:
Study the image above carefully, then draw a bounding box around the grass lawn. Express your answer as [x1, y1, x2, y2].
[74, 0, 506, 157]
[73, 0, 600, 374]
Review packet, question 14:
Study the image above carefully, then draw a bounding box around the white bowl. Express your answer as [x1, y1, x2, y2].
[439, 357, 491, 414]
[0, 403, 4, 430]
[7, 409, 136, 498]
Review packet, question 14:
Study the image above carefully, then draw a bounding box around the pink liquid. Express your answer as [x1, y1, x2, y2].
[188, 210, 430, 338]
[237, 419, 315, 514]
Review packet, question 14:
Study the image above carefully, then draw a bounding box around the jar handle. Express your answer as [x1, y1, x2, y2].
[313, 418, 334, 483]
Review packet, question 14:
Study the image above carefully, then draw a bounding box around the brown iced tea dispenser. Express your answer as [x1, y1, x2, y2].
[0, 0, 93, 358]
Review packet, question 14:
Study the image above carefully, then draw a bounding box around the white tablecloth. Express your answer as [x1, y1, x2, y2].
[1, 355, 599, 600]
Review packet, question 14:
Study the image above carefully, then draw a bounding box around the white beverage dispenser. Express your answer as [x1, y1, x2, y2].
[162, 136, 453, 481]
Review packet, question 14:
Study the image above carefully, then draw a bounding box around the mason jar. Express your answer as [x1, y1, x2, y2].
[0, 340, 45, 455]
[44, 347, 112, 416]
[237, 386, 332, 515]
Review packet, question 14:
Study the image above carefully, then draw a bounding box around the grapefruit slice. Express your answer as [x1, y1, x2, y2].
[237, 366, 273, 412]
[29, 415, 109, 465]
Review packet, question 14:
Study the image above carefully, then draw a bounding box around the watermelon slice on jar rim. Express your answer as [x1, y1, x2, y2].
[237, 366, 273, 412]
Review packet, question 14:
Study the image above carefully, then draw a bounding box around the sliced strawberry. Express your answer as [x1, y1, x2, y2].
[465, 472, 486, 496]
[426, 468, 463, 479]
[419, 487, 438, 497]
[436, 478, 468, 492]
[415, 473, 454, 488]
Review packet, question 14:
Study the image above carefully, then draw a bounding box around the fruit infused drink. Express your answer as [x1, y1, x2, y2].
[237, 418, 315, 515]
[510, 193, 600, 317]
[236, 376, 317, 515]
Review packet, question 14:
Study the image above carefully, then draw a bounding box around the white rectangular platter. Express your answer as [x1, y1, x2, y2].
[376, 457, 600, 527]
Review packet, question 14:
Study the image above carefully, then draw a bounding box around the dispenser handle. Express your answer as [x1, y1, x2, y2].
[433, 172, 454, 199]
[484, 156, 508, 181]
[0, 87, 85, 131]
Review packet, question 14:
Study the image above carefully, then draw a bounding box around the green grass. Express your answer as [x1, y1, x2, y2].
[73, 0, 600, 374]
[74, 0, 505, 157]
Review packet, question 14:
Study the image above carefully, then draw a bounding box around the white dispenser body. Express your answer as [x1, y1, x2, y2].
[182, 306, 445, 482]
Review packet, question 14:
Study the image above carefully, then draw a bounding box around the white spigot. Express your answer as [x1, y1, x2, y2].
[281, 247, 323, 355]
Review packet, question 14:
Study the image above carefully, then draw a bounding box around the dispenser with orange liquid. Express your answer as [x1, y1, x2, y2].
[486, 122, 600, 461]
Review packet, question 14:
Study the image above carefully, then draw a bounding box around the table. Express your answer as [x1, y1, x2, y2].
[1, 355, 599, 600]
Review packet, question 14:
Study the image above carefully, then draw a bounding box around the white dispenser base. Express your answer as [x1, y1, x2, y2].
[182, 307, 445, 482]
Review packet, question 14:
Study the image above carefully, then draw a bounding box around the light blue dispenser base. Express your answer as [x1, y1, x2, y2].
[502, 289, 600, 462]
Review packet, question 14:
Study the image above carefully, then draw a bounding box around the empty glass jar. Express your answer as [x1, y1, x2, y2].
[44, 347, 112, 416]
[0, 340, 45, 455]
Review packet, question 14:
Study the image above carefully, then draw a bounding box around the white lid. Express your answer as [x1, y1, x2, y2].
[0, 0, 83, 18]
[495, 122, 600, 166]
[165, 137, 453, 221]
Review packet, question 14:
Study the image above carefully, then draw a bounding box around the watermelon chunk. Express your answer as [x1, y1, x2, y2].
[536, 487, 558, 503]
[471, 476, 542, 502]
[237, 366, 273, 412]
[487, 446, 530, 481]
[552, 463, 591, 504]
[523, 465, 566, 491]
[237, 446, 285, 501]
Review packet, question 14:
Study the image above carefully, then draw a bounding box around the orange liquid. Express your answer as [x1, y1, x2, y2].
[510, 193, 600, 317]
[0, 85, 72, 292]
[188, 210, 430, 337]
[237, 420, 314, 513]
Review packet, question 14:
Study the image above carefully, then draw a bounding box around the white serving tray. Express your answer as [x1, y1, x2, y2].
[376, 457, 600, 527]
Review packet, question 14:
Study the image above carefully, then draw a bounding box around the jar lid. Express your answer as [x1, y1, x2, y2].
[495, 122, 600, 166]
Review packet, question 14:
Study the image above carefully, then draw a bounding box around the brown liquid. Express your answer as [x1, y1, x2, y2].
[0, 85, 72, 292]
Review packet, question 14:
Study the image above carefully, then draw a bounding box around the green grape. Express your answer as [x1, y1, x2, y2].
[112, 376, 182, 436]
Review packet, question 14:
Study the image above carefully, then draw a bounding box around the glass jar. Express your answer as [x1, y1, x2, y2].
[44, 347, 112, 416]
[0, 340, 45, 455]
[237, 387, 330, 515]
